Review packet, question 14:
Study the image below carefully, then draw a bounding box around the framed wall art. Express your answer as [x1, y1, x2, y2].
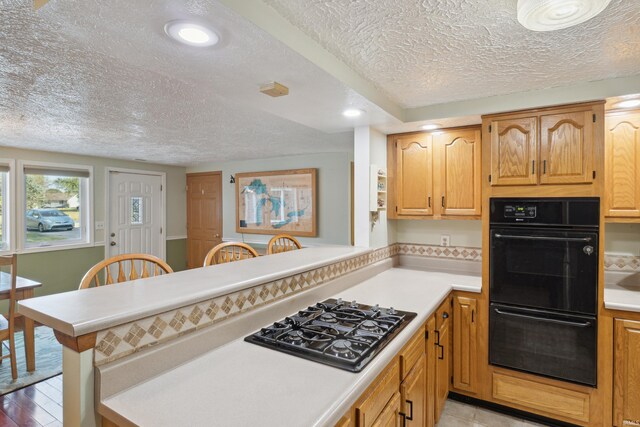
[235, 168, 317, 237]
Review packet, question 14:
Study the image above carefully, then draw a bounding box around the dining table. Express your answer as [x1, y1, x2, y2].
[0, 271, 42, 372]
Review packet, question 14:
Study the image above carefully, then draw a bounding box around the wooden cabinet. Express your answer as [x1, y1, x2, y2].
[434, 298, 451, 422]
[436, 129, 482, 216]
[452, 295, 478, 394]
[485, 103, 602, 187]
[614, 318, 640, 427]
[356, 360, 400, 427]
[425, 316, 437, 427]
[395, 133, 434, 216]
[390, 127, 481, 219]
[489, 116, 538, 186]
[372, 392, 401, 427]
[605, 111, 640, 218]
[400, 354, 426, 427]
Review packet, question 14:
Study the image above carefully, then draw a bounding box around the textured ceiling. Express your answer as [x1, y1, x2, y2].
[0, 0, 398, 166]
[264, 0, 640, 109]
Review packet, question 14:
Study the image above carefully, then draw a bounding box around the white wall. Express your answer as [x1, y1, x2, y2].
[369, 128, 396, 248]
[395, 219, 482, 247]
[187, 152, 353, 246]
[605, 223, 640, 255]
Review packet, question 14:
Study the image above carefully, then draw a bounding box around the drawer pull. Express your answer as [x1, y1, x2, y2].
[405, 399, 414, 421]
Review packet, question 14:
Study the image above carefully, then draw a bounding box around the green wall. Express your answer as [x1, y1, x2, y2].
[17, 239, 187, 297]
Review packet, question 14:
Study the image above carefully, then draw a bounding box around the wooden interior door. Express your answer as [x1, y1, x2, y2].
[539, 110, 594, 184]
[437, 128, 482, 216]
[187, 172, 222, 269]
[614, 319, 640, 427]
[396, 134, 433, 216]
[490, 117, 538, 186]
[605, 111, 640, 218]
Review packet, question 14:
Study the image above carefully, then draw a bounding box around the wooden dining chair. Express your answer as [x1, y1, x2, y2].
[0, 254, 18, 379]
[267, 234, 302, 255]
[79, 254, 174, 289]
[203, 242, 259, 266]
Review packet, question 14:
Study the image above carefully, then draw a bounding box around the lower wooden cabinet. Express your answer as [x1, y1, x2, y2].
[434, 298, 451, 423]
[356, 360, 400, 427]
[400, 354, 426, 426]
[372, 392, 402, 427]
[452, 294, 478, 393]
[614, 318, 640, 427]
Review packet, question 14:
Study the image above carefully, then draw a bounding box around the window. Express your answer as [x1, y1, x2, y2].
[21, 163, 92, 250]
[0, 162, 9, 251]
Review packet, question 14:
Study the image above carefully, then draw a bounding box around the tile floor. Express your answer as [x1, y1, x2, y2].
[437, 399, 550, 427]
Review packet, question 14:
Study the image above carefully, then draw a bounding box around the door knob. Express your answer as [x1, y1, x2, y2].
[110, 233, 115, 237]
[110, 241, 116, 246]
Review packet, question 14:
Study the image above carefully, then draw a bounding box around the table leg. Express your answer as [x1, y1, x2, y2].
[22, 289, 36, 372]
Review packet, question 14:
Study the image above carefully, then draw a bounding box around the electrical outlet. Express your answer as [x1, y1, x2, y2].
[95, 221, 105, 230]
[440, 235, 450, 247]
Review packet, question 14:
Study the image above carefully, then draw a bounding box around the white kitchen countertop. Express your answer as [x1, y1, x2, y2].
[604, 270, 640, 312]
[100, 268, 481, 427]
[17, 246, 370, 337]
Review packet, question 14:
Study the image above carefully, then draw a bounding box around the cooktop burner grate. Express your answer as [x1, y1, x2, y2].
[244, 298, 417, 372]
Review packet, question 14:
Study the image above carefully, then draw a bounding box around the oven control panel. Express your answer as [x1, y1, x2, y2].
[504, 205, 537, 218]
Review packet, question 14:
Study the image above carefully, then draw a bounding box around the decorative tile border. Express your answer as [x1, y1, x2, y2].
[604, 254, 640, 272]
[397, 243, 482, 261]
[93, 245, 398, 365]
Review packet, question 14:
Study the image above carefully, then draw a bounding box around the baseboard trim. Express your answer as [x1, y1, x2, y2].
[448, 392, 581, 427]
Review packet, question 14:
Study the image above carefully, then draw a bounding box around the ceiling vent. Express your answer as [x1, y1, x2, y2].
[260, 82, 289, 97]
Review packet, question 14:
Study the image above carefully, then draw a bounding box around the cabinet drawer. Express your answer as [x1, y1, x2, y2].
[492, 372, 590, 423]
[400, 326, 425, 380]
[357, 359, 400, 427]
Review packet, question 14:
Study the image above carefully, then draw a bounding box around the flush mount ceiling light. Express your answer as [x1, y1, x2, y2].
[614, 99, 640, 109]
[421, 123, 441, 130]
[164, 20, 219, 47]
[517, 0, 612, 31]
[343, 109, 364, 118]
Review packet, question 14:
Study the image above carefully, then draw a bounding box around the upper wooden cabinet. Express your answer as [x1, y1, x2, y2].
[490, 117, 538, 186]
[437, 129, 482, 216]
[389, 127, 481, 219]
[614, 318, 640, 427]
[605, 110, 640, 218]
[485, 102, 602, 187]
[396, 134, 434, 216]
[539, 110, 594, 184]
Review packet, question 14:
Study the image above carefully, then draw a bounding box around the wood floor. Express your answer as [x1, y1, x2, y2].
[0, 375, 62, 427]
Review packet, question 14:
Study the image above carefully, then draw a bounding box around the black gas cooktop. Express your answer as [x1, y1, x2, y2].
[244, 298, 417, 372]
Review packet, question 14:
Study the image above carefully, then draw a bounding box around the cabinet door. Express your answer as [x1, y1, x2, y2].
[437, 129, 482, 216]
[452, 296, 478, 393]
[401, 354, 426, 427]
[605, 112, 640, 218]
[425, 316, 436, 427]
[396, 134, 434, 216]
[614, 319, 640, 427]
[490, 117, 538, 186]
[435, 313, 450, 422]
[372, 392, 401, 427]
[539, 110, 594, 184]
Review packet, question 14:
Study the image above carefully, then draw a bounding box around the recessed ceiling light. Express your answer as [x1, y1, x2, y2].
[517, 0, 612, 32]
[164, 20, 219, 47]
[614, 99, 640, 109]
[421, 123, 441, 130]
[343, 109, 364, 118]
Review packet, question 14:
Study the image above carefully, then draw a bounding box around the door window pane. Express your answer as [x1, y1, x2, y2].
[131, 197, 143, 225]
[24, 170, 88, 248]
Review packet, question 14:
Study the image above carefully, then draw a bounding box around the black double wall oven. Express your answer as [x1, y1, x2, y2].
[489, 198, 599, 387]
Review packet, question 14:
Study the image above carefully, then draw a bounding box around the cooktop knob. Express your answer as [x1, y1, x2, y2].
[336, 298, 343, 305]
[350, 300, 358, 308]
[372, 304, 380, 312]
[388, 307, 396, 315]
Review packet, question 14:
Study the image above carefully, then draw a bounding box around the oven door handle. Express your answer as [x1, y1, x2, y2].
[493, 308, 592, 327]
[493, 234, 592, 243]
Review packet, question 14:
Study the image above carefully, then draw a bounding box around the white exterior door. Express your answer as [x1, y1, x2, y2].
[108, 171, 164, 259]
